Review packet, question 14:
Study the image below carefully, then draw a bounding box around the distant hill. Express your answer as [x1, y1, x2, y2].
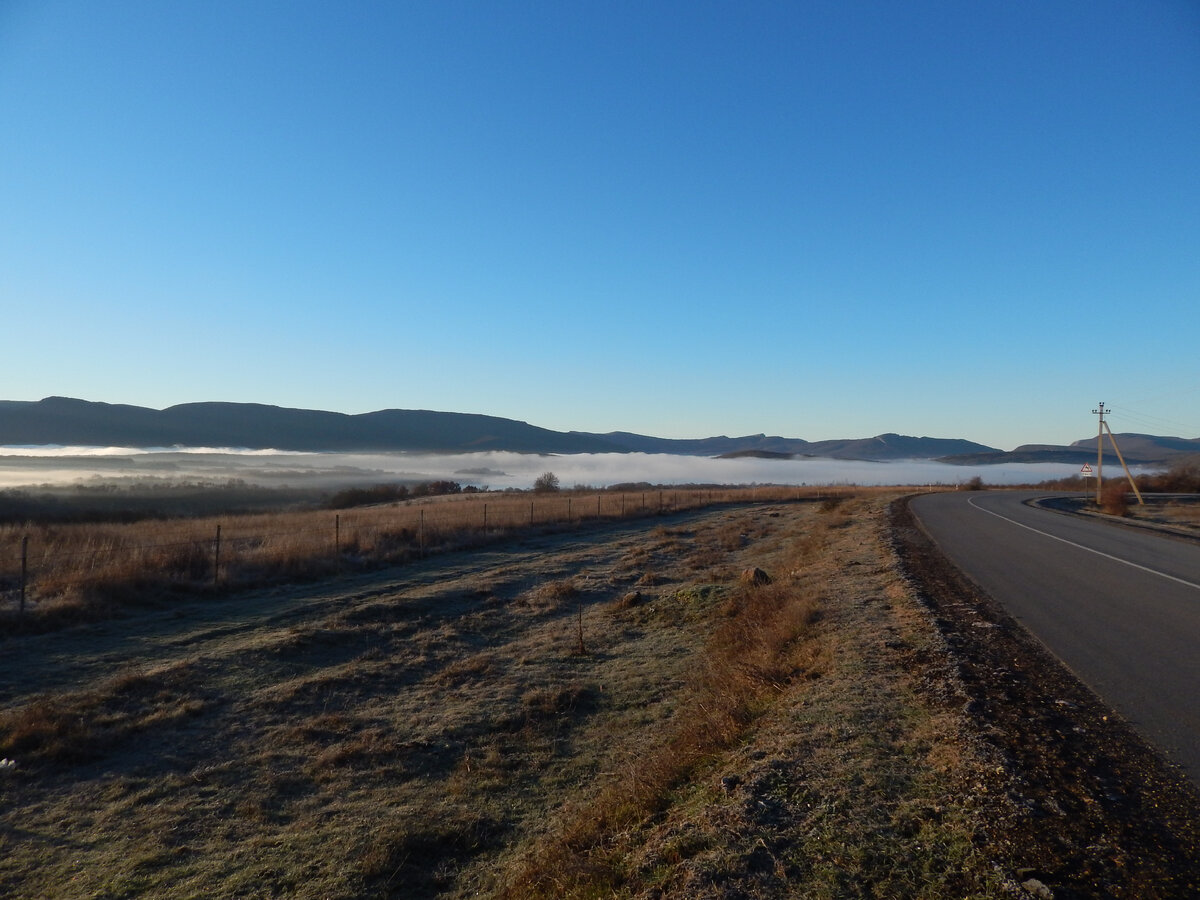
[802, 433, 996, 460]
[573, 431, 999, 460]
[940, 434, 1200, 467]
[1068, 433, 1200, 460]
[574, 432, 815, 456]
[940, 447, 1101, 466]
[0, 397, 620, 454]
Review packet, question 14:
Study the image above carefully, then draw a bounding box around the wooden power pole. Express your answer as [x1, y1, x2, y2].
[1092, 401, 1145, 506]
[1092, 402, 1106, 505]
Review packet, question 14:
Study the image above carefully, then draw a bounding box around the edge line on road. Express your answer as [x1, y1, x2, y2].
[966, 496, 1200, 592]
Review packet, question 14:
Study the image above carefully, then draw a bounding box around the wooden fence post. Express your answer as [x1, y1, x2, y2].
[20, 535, 28, 613]
[213, 524, 222, 585]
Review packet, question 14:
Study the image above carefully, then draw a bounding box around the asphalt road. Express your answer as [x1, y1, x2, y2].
[910, 490, 1200, 783]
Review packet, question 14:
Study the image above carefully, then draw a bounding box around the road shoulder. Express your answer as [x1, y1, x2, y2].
[892, 493, 1200, 898]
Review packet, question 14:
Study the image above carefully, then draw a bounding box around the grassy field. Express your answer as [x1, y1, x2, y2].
[0, 490, 1022, 898]
[0, 485, 849, 633]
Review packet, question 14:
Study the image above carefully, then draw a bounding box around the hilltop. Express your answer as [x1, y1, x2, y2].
[1, 397, 1194, 464]
[0, 397, 616, 455]
[939, 433, 1200, 467]
[0, 398, 1003, 460]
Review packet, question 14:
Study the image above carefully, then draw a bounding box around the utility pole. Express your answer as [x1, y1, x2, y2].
[1092, 402, 1106, 505]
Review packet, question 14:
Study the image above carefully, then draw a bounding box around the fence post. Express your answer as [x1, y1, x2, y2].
[20, 535, 28, 613]
[597, 494, 601, 518]
[213, 524, 222, 585]
[567, 497, 572, 523]
[483, 503, 487, 531]
[530, 501, 534, 526]
[335, 514, 340, 568]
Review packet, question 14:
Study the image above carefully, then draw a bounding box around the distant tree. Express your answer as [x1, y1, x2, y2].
[410, 480, 462, 498]
[533, 472, 560, 493]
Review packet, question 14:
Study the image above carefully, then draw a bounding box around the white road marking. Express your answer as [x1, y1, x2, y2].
[966, 496, 1200, 592]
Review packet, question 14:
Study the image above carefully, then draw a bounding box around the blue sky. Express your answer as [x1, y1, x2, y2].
[2, 1, 1198, 450]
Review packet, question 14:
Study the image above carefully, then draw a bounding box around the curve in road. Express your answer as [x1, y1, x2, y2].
[910, 490, 1200, 784]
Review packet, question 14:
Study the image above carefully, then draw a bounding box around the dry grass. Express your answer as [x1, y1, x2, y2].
[0, 490, 1009, 898]
[0, 663, 208, 765]
[494, 512, 835, 898]
[0, 486, 852, 632]
[1124, 494, 1200, 534]
[499, 589, 828, 896]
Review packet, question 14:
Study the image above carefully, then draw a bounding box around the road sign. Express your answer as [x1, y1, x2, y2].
[1080, 463, 1094, 476]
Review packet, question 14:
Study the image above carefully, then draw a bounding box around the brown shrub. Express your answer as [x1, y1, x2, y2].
[740, 566, 772, 586]
[611, 590, 644, 610]
[0, 700, 99, 764]
[0, 666, 206, 766]
[525, 577, 579, 612]
[1141, 455, 1200, 493]
[1101, 481, 1130, 517]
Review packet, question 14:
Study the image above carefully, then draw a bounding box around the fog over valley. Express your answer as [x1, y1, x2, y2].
[0, 447, 1121, 492]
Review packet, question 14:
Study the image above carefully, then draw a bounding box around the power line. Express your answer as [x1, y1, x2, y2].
[1112, 381, 1200, 435]
[1108, 405, 1200, 436]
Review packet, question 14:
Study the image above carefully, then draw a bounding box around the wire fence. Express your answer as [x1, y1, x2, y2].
[0, 486, 835, 621]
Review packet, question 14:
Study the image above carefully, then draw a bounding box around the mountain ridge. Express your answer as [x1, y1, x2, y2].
[0, 397, 620, 454]
[937, 433, 1200, 467]
[1, 397, 1194, 464]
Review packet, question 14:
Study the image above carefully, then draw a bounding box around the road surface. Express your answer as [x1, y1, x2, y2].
[910, 490, 1200, 782]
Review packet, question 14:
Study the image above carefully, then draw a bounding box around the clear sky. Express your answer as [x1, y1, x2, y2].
[2, 1, 1198, 450]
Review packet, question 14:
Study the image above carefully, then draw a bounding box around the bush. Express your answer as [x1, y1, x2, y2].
[1100, 481, 1130, 517]
[1139, 455, 1200, 494]
[410, 480, 463, 498]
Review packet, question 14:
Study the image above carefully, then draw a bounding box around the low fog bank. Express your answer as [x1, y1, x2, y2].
[0, 447, 1131, 491]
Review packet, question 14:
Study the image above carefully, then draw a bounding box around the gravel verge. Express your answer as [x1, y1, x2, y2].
[890, 494, 1200, 899]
